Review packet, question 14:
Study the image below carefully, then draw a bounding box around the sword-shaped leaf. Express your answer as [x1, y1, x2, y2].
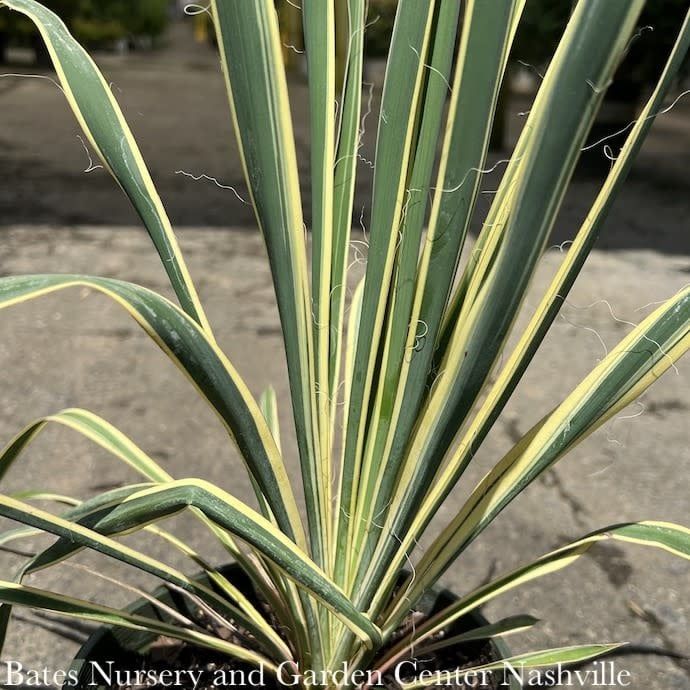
[387, 289, 689, 619]
[383, 522, 690, 650]
[0, 274, 305, 549]
[367, 8, 690, 616]
[0, 487, 289, 660]
[211, 0, 324, 567]
[401, 644, 625, 690]
[336, 0, 438, 589]
[329, 0, 365, 417]
[358, 0, 646, 616]
[349, 0, 522, 595]
[0, 0, 210, 332]
[0, 580, 279, 670]
[0, 481, 382, 647]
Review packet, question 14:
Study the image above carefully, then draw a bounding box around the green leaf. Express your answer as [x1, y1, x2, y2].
[0, 487, 292, 660]
[333, 277, 365, 562]
[329, 0, 365, 415]
[0, 0, 210, 333]
[385, 522, 690, 653]
[0, 486, 290, 660]
[259, 387, 282, 458]
[350, 0, 463, 574]
[400, 644, 625, 690]
[395, 0, 644, 533]
[0, 481, 382, 648]
[212, 0, 324, 570]
[303, 1, 337, 531]
[0, 406, 300, 638]
[358, 0, 647, 619]
[430, 9, 690, 492]
[400, 288, 689, 610]
[0, 408, 172, 484]
[336, 0, 439, 589]
[0, 580, 279, 670]
[350, 0, 521, 594]
[419, 615, 539, 654]
[0, 274, 305, 549]
[0, 485, 146, 553]
[368, 7, 690, 623]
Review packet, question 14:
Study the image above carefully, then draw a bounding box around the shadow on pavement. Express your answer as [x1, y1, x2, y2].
[1, 20, 688, 255]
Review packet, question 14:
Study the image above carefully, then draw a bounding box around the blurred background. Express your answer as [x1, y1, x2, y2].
[0, 0, 688, 252]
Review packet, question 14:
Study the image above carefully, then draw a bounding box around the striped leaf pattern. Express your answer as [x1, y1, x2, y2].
[0, 0, 688, 677]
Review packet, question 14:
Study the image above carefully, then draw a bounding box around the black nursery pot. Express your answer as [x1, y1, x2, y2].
[70, 564, 518, 690]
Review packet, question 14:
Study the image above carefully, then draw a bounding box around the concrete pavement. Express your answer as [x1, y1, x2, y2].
[0, 226, 687, 688]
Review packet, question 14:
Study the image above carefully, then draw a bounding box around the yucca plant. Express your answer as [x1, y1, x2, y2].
[0, 0, 689, 687]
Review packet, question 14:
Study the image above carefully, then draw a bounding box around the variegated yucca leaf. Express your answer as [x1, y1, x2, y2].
[348, 0, 522, 599]
[378, 522, 690, 653]
[211, 0, 324, 572]
[335, 0, 439, 590]
[0, 486, 292, 661]
[354, 3, 690, 627]
[1, 0, 688, 680]
[417, 615, 540, 655]
[415, 2, 690, 549]
[0, 274, 305, 547]
[382, 287, 689, 623]
[0, 414, 290, 658]
[0, 580, 280, 670]
[0, 482, 381, 647]
[0, 0, 211, 333]
[400, 644, 626, 690]
[348, 0, 462, 578]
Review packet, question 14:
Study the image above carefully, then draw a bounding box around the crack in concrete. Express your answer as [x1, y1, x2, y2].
[539, 467, 590, 528]
[628, 601, 690, 677]
[504, 417, 590, 528]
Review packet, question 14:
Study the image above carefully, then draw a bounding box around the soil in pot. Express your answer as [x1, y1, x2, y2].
[70, 566, 517, 690]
